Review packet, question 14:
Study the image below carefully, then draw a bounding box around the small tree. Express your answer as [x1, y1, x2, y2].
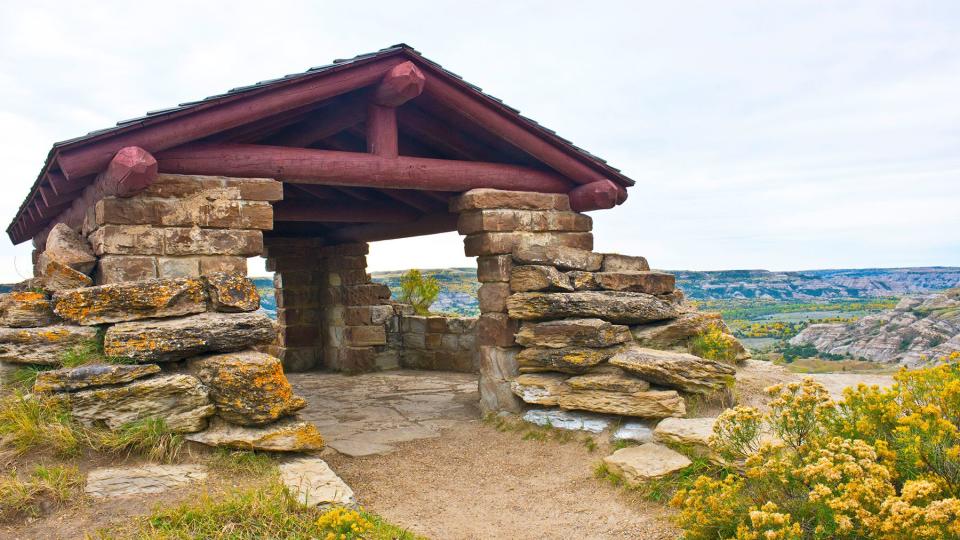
[399, 269, 441, 315]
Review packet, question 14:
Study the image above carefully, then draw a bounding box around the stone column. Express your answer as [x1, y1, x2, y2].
[452, 188, 593, 413]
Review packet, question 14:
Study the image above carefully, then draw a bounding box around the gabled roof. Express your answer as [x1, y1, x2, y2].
[9, 44, 634, 244]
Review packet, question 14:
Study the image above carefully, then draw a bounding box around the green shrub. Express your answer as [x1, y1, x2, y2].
[672, 355, 960, 539]
[399, 269, 440, 315]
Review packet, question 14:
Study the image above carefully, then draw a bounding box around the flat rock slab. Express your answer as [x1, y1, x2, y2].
[506, 291, 680, 324]
[558, 389, 686, 419]
[603, 443, 691, 485]
[85, 464, 207, 498]
[33, 363, 160, 393]
[522, 408, 612, 433]
[0, 292, 59, 328]
[610, 346, 736, 394]
[512, 245, 602, 271]
[0, 325, 98, 365]
[279, 457, 355, 508]
[517, 345, 621, 373]
[654, 417, 717, 460]
[515, 318, 631, 349]
[509, 265, 573, 292]
[510, 373, 570, 406]
[53, 277, 208, 325]
[186, 417, 324, 452]
[203, 273, 260, 312]
[595, 271, 675, 294]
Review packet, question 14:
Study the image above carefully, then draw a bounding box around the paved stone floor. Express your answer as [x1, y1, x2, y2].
[288, 369, 480, 457]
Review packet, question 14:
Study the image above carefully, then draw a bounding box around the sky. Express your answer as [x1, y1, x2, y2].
[0, 0, 958, 280]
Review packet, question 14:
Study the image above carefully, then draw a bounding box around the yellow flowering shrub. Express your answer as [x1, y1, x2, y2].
[690, 323, 741, 363]
[316, 506, 374, 540]
[672, 356, 960, 539]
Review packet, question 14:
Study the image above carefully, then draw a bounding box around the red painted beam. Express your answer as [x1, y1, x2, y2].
[377, 189, 440, 212]
[372, 61, 425, 107]
[47, 171, 84, 196]
[366, 104, 398, 157]
[156, 143, 573, 193]
[397, 108, 496, 161]
[55, 57, 406, 180]
[272, 200, 420, 223]
[96, 146, 158, 197]
[327, 213, 459, 243]
[268, 97, 367, 147]
[568, 180, 621, 212]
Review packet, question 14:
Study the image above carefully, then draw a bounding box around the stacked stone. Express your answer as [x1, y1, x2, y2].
[67, 173, 280, 284]
[264, 240, 397, 373]
[0, 223, 323, 453]
[451, 188, 745, 418]
[400, 315, 477, 373]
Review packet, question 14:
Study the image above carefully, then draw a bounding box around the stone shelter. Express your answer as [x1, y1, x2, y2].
[3, 44, 745, 434]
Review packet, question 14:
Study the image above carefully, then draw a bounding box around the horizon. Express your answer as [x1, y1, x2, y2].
[2, 1, 959, 282]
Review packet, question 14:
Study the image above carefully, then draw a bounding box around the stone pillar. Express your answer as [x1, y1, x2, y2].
[263, 237, 326, 372]
[76, 173, 281, 283]
[452, 188, 593, 413]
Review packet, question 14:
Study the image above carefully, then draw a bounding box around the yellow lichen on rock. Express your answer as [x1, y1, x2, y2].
[52, 277, 208, 325]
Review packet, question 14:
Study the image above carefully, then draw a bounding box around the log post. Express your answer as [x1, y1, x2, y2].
[366, 61, 424, 158]
[568, 180, 621, 212]
[366, 104, 398, 157]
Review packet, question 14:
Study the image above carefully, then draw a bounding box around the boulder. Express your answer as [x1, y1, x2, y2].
[567, 271, 599, 290]
[631, 312, 748, 361]
[601, 254, 650, 272]
[66, 373, 215, 432]
[103, 312, 276, 363]
[0, 292, 59, 328]
[188, 351, 306, 426]
[517, 345, 621, 373]
[558, 389, 685, 418]
[506, 291, 680, 324]
[610, 347, 736, 394]
[53, 277, 208, 325]
[594, 271, 675, 294]
[0, 325, 98, 365]
[279, 457, 355, 508]
[38, 259, 93, 292]
[603, 443, 691, 485]
[653, 417, 717, 460]
[185, 416, 325, 452]
[510, 373, 570, 405]
[565, 369, 650, 393]
[512, 245, 602, 271]
[509, 265, 573, 292]
[33, 363, 160, 393]
[515, 318, 631, 348]
[41, 223, 97, 275]
[203, 273, 260, 312]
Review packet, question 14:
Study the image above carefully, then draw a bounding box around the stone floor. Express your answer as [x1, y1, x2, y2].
[288, 369, 479, 457]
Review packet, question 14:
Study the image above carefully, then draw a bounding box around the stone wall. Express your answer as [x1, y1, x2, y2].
[398, 315, 477, 373]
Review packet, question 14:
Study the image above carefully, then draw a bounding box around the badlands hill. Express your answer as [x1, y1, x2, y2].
[790, 288, 960, 366]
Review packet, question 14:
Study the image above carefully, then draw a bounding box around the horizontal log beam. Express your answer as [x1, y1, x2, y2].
[568, 180, 620, 212]
[326, 212, 459, 243]
[156, 143, 573, 193]
[55, 57, 406, 180]
[47, 171, 85, 196]
[267, 97, 367, 147]
[273, 200, 420, 223]
[372, 61, 425, 107]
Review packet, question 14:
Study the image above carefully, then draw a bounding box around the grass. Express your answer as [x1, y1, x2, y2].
[0, 391, 84, 457]
[7, 365, 55, 391]
[92, 482, 423, 540]
[0, 464, 83, 522]
[208, 449, 277, 477]
[773, 356, 898, 374]
[93, 418, 185, 464]
[60, 337, 135, 368]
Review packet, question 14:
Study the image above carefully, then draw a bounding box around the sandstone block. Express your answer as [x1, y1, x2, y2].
[96, 198, 273, 230]
[509, 265, 573, 292]
[344, 306, 371, 325]
[67, 373, 215, 432]
[602, 254, 651, 272]
[506, 291, 680, 324]
[476, 313, 517, 347]
[567, 271, 599, 290]
[479, 375, 523, 414]
[199, 256, 247, 276]
[0, 292, 59, 327]
[95, 256, 158, 284]
[279, 457, 354, 508]
[0, 325, 98, 365]
[343, 284, 391, 305]
[89, 225, 263, 256]
[185, 416, 324, 452]
[610, 346, 736, 394]
[565, 369, 651, 393]
[204, 273, 260, 312]
[464, 232, 593, 257]
[42, 223, 97, 275]
[157, 257, 200, 278]
[426, 317, 448, 333]
[478, 346, 520, 381]
[139, 174, 283, 201]
[103, 312, 276, 362]
[39, 259, 93, 291]
[53, 277, 208, 325]
[653, 417, 717, 459]
[457, 209, 591, 235]
[476, 255, 512, 282]
[450, 188, 570, 212]
[33, 363, 160, 393]
[558, 390, 685, 418]
[512, 245, 602, 271]
[370, 305, 394, 325]
[602, 443, 691, 485]
[515, 318, 632, 348]
[345, 325, 387, 346]
[517, 345, 621, 373]
[478, 282, 511, 312]
[595, 271, 676, 294]
[510, 373, 570, 405]
[188, 351, 306, 426]
[339, 346, 377, 374]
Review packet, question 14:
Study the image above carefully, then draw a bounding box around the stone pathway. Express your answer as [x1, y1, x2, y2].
[84, 464, 207, 498]
[288, 370, 479, 457]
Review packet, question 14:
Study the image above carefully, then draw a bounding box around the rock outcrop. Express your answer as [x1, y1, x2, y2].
[610, 347, 736, 394]
[0, 325, 98, 365]
[515, 318, 631, 349]
[506, 291, 680, 324]
[33, 363, 160, 393]
[517, 345, 622, 373]
[53, 277, 209, 325]
[0, 292, 59, 328]
[185, 417, 324, 452]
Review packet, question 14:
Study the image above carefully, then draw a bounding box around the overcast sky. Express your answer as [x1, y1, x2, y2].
[1, 1, 957, 280]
